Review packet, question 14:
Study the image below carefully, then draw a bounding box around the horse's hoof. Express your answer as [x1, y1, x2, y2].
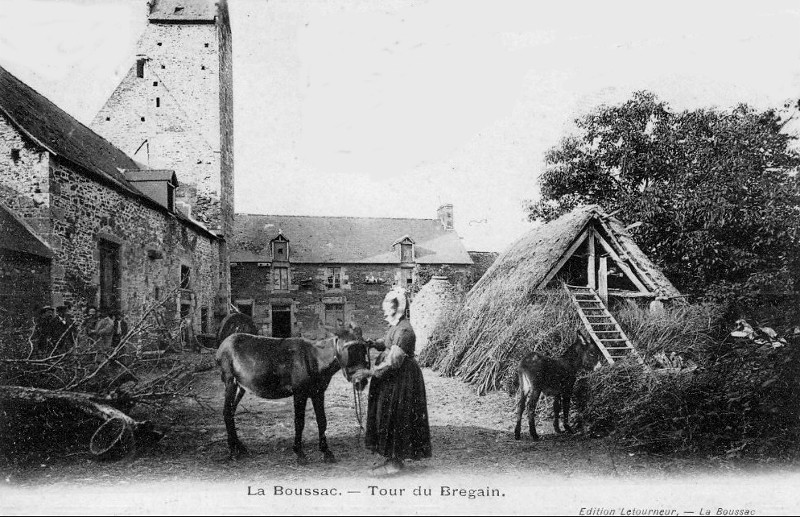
[514, 433, 521, 440]
[229, 443, 249, 459]
[323, 453, 337, 464]
[530, 433, 540, 442]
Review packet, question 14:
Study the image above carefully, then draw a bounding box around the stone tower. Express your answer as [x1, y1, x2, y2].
[92, 0, 233, 310]
[92, 0, 233, 236]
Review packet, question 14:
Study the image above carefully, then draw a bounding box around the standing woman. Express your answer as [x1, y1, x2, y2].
[354, 289, 432, 475]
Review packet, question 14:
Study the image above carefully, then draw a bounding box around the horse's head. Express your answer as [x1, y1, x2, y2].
[329, 322, 370, 391]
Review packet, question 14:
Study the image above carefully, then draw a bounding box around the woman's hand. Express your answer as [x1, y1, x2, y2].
[351, 368, 373, 383]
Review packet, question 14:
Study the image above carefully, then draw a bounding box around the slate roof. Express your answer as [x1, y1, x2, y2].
[231, 214, 474, 265]
[0, 203, 54, 258]
[148, 0, 217, 22]
[0, 65, 217, 240]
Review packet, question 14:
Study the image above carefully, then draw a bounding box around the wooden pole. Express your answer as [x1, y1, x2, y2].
[598, 256, 608, 305]
[587, 230, 596, 290]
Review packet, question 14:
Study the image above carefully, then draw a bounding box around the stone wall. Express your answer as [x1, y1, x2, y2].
[0, 249, 50, 358]
[47, 157, 221, 340]
[231, 263, 420, 340]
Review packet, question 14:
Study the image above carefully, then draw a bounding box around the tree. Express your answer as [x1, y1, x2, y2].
[525, 91, 800, 322]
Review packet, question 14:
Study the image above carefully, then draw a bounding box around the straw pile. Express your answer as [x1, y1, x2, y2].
[422, 288, 580, 395]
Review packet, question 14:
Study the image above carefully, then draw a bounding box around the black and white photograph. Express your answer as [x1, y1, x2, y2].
[1, 0, 799, 514]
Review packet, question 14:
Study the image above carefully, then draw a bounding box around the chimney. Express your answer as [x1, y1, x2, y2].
[437, 204, 454, 230]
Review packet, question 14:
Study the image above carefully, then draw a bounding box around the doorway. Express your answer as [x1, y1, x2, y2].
[271, 305, 292, 338]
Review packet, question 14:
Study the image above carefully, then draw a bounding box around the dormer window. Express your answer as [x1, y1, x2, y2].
[394, 236, 415, 263]
[271, 233, 290, 262]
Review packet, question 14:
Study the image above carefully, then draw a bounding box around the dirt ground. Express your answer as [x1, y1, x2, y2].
[3, 350, 800, 514]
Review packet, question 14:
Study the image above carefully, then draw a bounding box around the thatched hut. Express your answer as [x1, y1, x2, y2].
[430, 205, 684, 394]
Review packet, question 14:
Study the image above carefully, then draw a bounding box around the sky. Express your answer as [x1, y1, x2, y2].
[1, 0, 799, 252]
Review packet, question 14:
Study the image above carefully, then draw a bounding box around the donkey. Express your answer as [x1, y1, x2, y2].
[514, 329, 600, 441]
[215, 322, 370, 464]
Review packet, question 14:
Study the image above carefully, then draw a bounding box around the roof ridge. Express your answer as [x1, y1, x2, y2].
[236, 213, 439, 222]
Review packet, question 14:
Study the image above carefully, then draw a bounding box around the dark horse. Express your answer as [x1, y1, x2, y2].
[514, 329, 600, 441]
[215, 322, 370, 464]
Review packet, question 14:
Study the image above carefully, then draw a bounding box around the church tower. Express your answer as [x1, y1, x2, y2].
[92, 0, 233, 308]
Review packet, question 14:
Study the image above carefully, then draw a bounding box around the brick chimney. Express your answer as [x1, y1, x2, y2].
[437, 204, 454, 230]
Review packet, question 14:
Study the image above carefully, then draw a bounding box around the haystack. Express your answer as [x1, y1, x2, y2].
[428, 205, 684, 395]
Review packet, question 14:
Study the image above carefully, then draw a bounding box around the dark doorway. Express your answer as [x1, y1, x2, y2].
[272, 306, 292, 338]
[98, 239, 120, 312]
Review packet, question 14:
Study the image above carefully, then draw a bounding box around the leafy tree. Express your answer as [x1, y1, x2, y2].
[526, 91, 800, 322]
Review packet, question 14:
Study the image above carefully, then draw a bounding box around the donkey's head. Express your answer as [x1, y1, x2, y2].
[327, 321, 370, 391]
[573, 329, 602, 371]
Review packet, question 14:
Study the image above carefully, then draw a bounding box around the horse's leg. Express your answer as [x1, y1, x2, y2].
[553, 394, 563, 434]
[292, 394, 309, 465]
[562, 392, 574, 434]
[514, 381, 527, 440]
[223, 380, 248, 458]
[527, 388, 541, 441]
[311, 392, 336, 463]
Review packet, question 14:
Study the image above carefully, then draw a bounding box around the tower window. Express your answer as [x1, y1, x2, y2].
[153, 81, 158, 86]
[10, 149, 20, 163]
[204, 43, 209, 48]
[141, 117, 145, 122]
[157, 42, 162, 46]
[136, 58, 145, 78]
[105, 116, 110, 121]
[156, 97, 160, 108]
[201, 65, 206, 70]
[174, 7, 184, 14]
[161, 65, 165, 69]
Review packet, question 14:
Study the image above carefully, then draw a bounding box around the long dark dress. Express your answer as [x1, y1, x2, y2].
[365, 318, 432, 460]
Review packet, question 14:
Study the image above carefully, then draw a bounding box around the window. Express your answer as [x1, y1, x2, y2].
[98, 240, 121, 312]
[326, 267, 341, 289]
[401, 242, 413, 262]
[136, 58, 145, 78]
[10, 149, 20, 164]
[201, 65, 206, 70]
[141, 117, 146, 122]
[204, 43, 209, 48]
[273, 266, 289, 290]
[153, 81, 158, 86]
[235, 301, 253, 317]
[324, 303, 344, 327]
[180, 265, 191, 289]
[105, 116, 110, 121]
[400, 268, 413, 286]
[156, 97, 160, 107]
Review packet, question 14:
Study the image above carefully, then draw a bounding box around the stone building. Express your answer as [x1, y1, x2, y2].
[0, 203, 54, 356]
[229, 205, 474, 339]
[0, 65, 223, 350]
[91, 0, 234, 305]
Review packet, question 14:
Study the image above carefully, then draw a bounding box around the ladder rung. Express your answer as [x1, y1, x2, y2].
[600, 339, 628, 342]
[604, 346, 633, 350]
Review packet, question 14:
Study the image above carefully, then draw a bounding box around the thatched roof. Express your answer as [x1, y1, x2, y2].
[470, 205, 680, 301]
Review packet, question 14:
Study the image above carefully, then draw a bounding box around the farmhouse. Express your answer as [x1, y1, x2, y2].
[229, 205, 476, 338]
[0, 65, 224, 354]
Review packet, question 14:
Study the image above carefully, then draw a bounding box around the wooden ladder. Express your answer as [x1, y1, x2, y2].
[564, 284, 643, 365]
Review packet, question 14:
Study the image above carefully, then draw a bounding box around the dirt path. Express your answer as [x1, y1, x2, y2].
[4, 354, 785, 487]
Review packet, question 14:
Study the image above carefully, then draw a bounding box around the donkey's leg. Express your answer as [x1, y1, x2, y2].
[514, 384, 527, 440]
[311, 392, 336, 463]
[553, 395, 563, 434]
[223, 381, 248, 458]
[527, 389, 541, 441]
[293, 395, 309, 465]
[562, 393, 574, 434]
